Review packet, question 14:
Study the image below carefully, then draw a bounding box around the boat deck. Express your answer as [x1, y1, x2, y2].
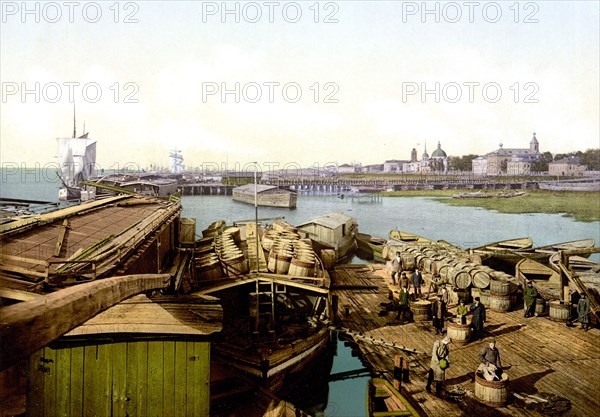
[331, 264, 600, 417]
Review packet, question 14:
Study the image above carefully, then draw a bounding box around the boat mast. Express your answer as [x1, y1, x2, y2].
[72, 101, 76, 138]
[254, 162, 259, 273]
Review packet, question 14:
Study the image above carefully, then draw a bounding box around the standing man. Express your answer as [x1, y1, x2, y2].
[391, 252, 403, 286]
[523, 281, 539, 318]
[470, 297, 486, 341]
[577, 293, 591, 331]
[478, 339, 503, 381]
[396, 284, 410, 322]
[426, 335, 452, 396]
[432, 294, 446, 334]
[412, 267, 423, 300]
[428, 273, 442, 299]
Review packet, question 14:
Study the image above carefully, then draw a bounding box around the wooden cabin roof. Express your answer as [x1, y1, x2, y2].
[0, 195, 181, 290]
[64, 294, 223, 337]
[296, 212, 356, 230]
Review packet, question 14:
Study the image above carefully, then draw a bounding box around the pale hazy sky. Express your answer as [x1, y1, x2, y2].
[1, 1, 599, 171]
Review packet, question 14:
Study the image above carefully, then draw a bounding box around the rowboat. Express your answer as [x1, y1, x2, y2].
[389, 230, 433, 244]
[357, 232, 387, 261]
[367, 377, 420, 417]
[473, 237, 533, 255]
[516, 257, 562, 300]
[482, 239, 596, 268]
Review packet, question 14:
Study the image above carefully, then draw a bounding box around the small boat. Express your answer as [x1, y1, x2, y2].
[357, 232, 387, 261]
[516, 257, 562, 300]
[388, 230, 433, 244]
[484, 239, 596, 269]
[296, 212, 358, 263]
[367, 377, 420, 417]
[232, 184, 297, 208]
[473, 237, 533, 254]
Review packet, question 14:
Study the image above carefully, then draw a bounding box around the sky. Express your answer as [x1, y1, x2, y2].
[1, 1, 599, 172]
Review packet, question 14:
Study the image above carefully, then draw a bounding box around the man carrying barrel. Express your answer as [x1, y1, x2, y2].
[523, 281, 539, 318]
[478, 338, 503, 381]
[426, 335, 452, 396]
[470, 297, 486, 341]
[412, 267, 423, 300]
[390, 252, 403, 286]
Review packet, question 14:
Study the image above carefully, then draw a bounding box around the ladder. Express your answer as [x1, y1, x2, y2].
[253, 279, 276, 338]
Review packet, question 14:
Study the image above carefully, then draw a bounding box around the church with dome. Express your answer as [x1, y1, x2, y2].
[383, 141, 449, 173]
[472, 133, 542, 176]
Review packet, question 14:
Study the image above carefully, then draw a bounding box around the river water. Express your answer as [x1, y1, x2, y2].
[2, 172, 599, 416]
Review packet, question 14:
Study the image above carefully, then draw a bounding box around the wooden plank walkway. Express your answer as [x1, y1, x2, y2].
[331, 264, 600, 417]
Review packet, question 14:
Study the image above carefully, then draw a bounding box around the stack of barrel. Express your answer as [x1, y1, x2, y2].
[214, 232, 248, 277]
[267, 232, 297, 274]
[487, 272, 518, 312]
[288, 239, 317, 277]
[193, 236, 222, 287]
[201, 220, 226, 238]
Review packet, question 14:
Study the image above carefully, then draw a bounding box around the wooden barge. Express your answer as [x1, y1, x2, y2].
[232, 184, 298, 208]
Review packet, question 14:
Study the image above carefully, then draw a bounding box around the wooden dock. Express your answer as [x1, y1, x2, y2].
[331, 264, 600, 417]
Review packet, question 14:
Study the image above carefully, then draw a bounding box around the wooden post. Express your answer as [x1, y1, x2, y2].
[393, 355, 403, 390]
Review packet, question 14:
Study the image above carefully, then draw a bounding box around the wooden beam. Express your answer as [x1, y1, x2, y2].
[53, 219, 69, 257]
[0, 288, 42, 301]
[0, 273, 171, 371]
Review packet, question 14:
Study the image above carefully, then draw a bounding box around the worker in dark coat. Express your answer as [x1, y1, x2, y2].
[470, 297, 486, 340]
[432, 294, 446, 334]
[412, 268, 423, 300]
[577, 293, 591, 330]
[523, 281, 539, 318]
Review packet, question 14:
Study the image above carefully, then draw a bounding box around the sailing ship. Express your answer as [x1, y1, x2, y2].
[56, 112, 97, 201]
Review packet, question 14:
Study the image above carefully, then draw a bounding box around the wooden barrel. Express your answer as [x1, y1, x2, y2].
[490, 279, 517, 295]
[471, 267, 491, 289]
[401, 254, 416, 271]
[535, 298, 546, 316]
[438, 262, 456, 282]
[549, 300, 571, 322]
[223, 227, 241, 244]
[489, 293, 513, 312]
[449, 263, 474, 289]
[448, 288, 470, 305]
[415, 254, 427, 269]
[221, 253, 248, 277]
[288, 257, 315, 277]
[320, 249, 337, 270]
[268, 252, 291, 275]
[411, 300, 431, 322]
[446, 319, 471, 345]
[422, 257, 435, 273]
[474, 372, 509, 407]
[479, 289, 490, 306]
[195, 256, 223, 283]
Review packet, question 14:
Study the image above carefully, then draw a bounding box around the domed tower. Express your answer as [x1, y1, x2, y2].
[431, 141, 447, 159]
[530, 132, 539, 153]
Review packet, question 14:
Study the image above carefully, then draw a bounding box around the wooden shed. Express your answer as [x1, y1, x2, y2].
[26, 294, 222, 417]
[296, 212, 358, 263]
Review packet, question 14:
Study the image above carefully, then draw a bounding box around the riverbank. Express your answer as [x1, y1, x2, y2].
[380, 190, 600, 222]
